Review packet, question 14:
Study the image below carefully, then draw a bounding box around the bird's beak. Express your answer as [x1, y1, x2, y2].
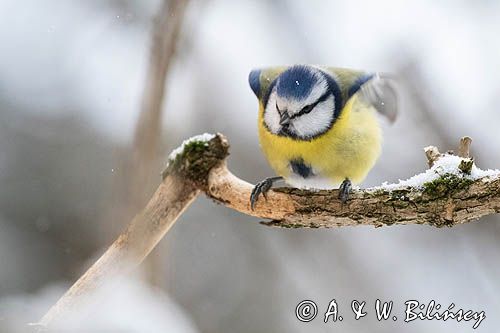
[279, 112, 291, 126]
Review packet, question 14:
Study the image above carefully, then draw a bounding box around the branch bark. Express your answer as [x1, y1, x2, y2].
[37, 133, 500, 328]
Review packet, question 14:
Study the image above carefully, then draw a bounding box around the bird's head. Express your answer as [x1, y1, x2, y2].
[250, 65, 342, 140]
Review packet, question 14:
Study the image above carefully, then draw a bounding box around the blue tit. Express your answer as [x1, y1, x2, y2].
[248, 64, 397, 209]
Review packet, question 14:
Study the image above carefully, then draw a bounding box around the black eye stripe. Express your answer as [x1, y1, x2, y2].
[290, 91, 331, 119]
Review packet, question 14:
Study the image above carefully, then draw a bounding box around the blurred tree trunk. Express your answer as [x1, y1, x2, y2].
[107, 0, 190, 286]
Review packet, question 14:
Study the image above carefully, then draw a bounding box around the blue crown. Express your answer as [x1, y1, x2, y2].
[276, 65, 319, 100]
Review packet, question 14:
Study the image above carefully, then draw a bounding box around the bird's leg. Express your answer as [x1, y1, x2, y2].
[338, 178, 352, 203]
[250, 176, 283, 210]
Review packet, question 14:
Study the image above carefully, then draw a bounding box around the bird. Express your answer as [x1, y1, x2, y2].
[248, 64, 398, 210]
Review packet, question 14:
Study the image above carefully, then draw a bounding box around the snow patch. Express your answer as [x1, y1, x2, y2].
[370, 155, 500, 192]
[167, 133, 216, 164]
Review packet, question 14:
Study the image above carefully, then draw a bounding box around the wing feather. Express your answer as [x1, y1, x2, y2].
[356, 73, 398, 123]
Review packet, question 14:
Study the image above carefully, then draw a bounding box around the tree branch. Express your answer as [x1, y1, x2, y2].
[37, 133, 500, 328]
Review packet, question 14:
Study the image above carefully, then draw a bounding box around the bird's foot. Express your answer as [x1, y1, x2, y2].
[250, 176, 283, 210]
[338, 178, 352, 203]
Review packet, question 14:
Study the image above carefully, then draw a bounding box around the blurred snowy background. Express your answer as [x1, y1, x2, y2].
[1, 0, 500, 332]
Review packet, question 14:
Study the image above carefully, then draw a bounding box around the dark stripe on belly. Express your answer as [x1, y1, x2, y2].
[290, 159, 313, 178]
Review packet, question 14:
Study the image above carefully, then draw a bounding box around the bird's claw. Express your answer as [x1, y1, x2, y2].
[339, 178, 352, 204]
[250, 177, 281, 210]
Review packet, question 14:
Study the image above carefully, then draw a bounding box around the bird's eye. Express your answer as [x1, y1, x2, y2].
[300, 104, 314, 114]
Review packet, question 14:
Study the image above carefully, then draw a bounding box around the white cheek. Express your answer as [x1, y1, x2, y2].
[291, 97, 334, 138]
[263, 91, 281, 134]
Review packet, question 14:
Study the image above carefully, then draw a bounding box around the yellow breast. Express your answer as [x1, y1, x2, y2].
[258, 96, 382, 188]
